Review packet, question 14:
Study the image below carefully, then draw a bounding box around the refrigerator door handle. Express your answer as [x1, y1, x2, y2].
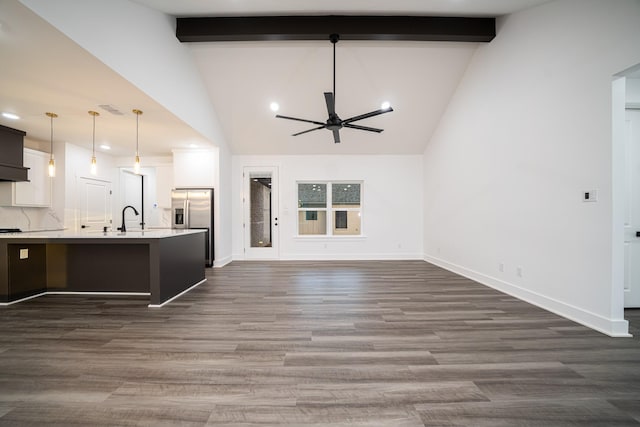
[185, 200, 190, 229]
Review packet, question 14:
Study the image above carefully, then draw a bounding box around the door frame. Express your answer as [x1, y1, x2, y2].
[612, 64, 640, 335]
[243, 166, 279, 259]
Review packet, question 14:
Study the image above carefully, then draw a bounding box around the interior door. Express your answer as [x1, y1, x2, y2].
[120, 169, 143, 231]
[624, 108, 640, 307]
[78, 177, 112, 231]
[243, 166, 279, 259]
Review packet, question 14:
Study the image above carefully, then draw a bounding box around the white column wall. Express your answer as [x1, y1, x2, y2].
[18, 0, 226, 149]
[422, 0, 640, 336]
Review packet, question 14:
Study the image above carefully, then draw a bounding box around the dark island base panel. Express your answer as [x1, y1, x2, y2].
[5, 243, 47, 301]
[0, 231, 206, 306]
[153, 233, 206, 305]
[47, 244, 150, 293]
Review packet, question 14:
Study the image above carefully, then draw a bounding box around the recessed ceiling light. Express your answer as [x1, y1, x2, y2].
[270, 102, 280, 112]
[189, 143, 199, 148]
[381, 101, 391, 110]
[2, 112, 20, 120]
[100, 144, 111, 150]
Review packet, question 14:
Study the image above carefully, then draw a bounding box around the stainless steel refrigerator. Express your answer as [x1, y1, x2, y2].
[171, 188, 214, 267]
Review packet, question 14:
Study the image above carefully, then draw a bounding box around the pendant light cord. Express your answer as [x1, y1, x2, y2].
[92, 114, 96, 156]
[50, 114, 54, 155]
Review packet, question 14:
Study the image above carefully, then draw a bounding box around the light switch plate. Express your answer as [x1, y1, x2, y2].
[19, 248, 28, 259]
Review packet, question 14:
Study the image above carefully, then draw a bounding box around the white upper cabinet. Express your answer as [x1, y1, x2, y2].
[172, 149, 216, 188]
[0, 148, 52, 207]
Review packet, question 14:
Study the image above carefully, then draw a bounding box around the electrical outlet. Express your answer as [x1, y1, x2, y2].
[19, 248, 28, 259]
[583, 190, 598, 202]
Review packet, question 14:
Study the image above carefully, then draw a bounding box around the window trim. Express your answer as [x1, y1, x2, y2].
[297, 180, 363, 237]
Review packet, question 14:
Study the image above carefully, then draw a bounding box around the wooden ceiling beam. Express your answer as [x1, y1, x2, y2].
[176, 15, 495, 43]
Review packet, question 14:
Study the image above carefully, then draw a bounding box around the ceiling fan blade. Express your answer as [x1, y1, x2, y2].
[276, 114, 325, 126]
[292, 125, 326, 136]
[332, 129, 341, 144]
[324, 92, 336, 116]
[343, 123, 384, 133]
[342, 106, 394, 124]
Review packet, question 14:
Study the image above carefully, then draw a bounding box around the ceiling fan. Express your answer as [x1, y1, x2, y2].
[276, 33, 393, 144]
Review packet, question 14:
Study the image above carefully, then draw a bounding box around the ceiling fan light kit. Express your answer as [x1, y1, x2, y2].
[276, 33, 393, 144]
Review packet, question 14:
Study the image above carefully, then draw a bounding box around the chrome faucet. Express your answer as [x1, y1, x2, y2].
[118, 205, 139, 233]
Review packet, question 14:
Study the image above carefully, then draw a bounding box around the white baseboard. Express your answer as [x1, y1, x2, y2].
[423, 254, 631, 338]
[0, 292, 47, 306]
[281, 253, 425, 261]
[213, 255, 233, 268]
[231, 253, 424, 262]
[148, 278, 207, 308]
[47, 292, 150, 296]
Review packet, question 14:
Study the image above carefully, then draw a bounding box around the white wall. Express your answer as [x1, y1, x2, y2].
[233, 155, 423, 260]
[216, 144, 233, 266]
[422, 0, 640, 336]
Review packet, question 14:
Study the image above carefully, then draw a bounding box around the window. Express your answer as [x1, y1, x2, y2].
[298, 182, 362, 236]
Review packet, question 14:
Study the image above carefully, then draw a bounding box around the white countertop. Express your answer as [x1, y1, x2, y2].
[0, 228, 206, 239]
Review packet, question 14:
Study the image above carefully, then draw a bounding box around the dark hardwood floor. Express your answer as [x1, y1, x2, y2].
[0, 260, 639, 426]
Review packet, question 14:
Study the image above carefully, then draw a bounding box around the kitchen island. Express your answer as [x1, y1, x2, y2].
[0, 229, 206, 306]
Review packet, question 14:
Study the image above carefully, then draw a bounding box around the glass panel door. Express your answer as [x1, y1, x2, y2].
[244, 166, 279, 259]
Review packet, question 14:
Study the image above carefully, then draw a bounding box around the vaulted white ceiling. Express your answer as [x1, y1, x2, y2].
[0, 0, 553, 157]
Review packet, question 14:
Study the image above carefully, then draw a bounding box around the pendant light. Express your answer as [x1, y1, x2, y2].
[88, 110, 99, 175]
[133, 109, 143, 174]
[45, 112, 57, 177]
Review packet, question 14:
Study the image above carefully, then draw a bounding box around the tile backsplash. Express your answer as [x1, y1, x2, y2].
[0, 207, 63, 232]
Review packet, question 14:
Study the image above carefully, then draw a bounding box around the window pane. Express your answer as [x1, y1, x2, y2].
[298, 183, 327, 208]
[298, 210, 327, 235]
[249, 174, 272, 248]
[333, 210, 361, 235]
[332, 183, 360, 208]
[335, 211, 347, 228]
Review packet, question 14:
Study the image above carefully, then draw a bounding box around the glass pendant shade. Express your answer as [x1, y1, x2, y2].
[134, 155, 141, 174]
[48, 157, 55, 178]
[45, 112, 57, 178]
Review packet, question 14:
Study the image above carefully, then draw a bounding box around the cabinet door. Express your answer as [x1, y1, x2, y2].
[14, 149, 51, 207]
